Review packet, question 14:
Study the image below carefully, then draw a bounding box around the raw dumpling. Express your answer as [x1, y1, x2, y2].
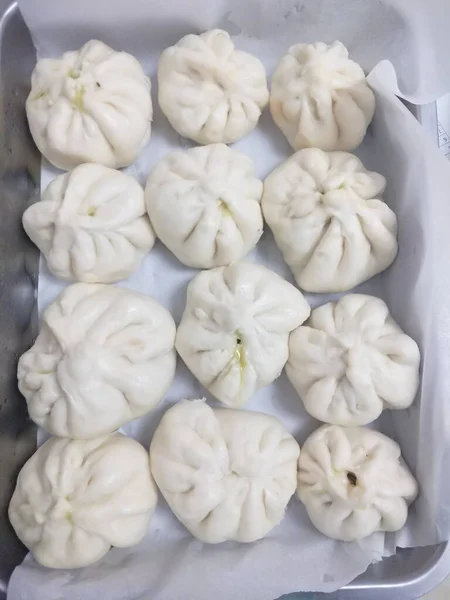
[23, 164, 155, 283]
[287, 294, 421, 426]
[175, 261, 310, 406]
[158, 29, 269, 144]
[150, 399, 300, 543]
[18, 283, 176, 438]
[26, 40, 152, 170]
[262, 148, 398, 293]
[9, 433, 157, 569]
[270, 41, 375, 151]
[145, 144, 263, 268]
[297, 424, 418, 541]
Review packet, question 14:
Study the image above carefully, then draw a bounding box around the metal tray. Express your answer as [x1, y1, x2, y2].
[0, 2, 448, 599]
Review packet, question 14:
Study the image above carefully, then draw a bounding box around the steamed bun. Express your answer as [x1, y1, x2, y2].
[270, 41, 375, 151]
[18, 283, 176, 438]
[9, 433, 157, 569]
[23, 164, 155, 283]
[145, 144, 263, 268]
[287, 294, 421, 426]
[26, 40, 152, 170]
[297, 424, 418, 541]
[150, 399, 300, 543]
[262, 148, 398, 293]
[175, 261, 310, 406]
[158, 29, 269, 144]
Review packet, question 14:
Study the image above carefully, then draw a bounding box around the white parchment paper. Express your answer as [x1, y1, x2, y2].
[8, 0, 450, 598]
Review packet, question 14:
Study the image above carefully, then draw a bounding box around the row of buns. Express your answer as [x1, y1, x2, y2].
[23, 145, 397, 294]
[18, 268, 420, 436]
[9, 400, 418, 569]
[27, 33, 374, 171]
